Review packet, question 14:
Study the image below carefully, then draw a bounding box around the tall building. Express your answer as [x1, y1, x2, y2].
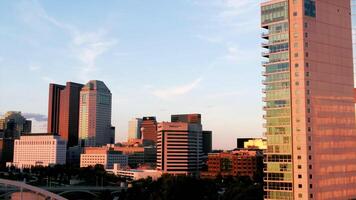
[128, 118, 142, 140]
[156, 122, 203, 175]
[0, 111, 32, 138]
[202, 131, 212, 155]
[261, 0, 356, 199]
[140, 117, 157, 142]
[10, 134, 66, 169]
[78, 80, 114, 147]
[47, 82, 84, 147]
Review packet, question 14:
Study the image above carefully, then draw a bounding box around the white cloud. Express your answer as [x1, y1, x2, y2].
[153, 78, 202, 99]
[18, 0, 118, 81]
[29, 64, 40, 71]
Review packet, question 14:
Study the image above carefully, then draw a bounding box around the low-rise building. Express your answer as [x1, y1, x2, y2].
[201, 149, 262, 179]
[80, 147, 128, 169]
[10, 134, 66, 169]
[108, 164, 162, 181]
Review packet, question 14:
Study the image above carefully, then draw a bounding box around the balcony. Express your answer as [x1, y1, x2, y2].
[262, 52, 270, 58]
[261, 32, 269, 39]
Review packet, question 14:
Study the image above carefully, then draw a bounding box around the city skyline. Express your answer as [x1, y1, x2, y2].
[0, 0, 263, 150]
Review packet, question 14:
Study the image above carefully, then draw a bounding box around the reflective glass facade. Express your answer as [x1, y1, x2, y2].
[262, 1, 293, 199]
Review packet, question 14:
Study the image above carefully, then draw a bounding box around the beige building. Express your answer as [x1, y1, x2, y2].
[10, 134, 66, 169]
[78, 80, 114, 147]
[80, 147, 128, 169]
[156, 122, 203, 175]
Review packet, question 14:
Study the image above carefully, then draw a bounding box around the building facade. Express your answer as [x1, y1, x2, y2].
[128, 118, 143, 140]
[262, 0, 356, 199]
[0, 111, 32, 138]
[140, 117, 157, 142]
[80, 147, 128, 169]
[156, 122, 203, 175]
[47, 82, 84, 147]
[11, 134, 66, 168]
[78, 80, 114, 147]
[201, 150, 262, 179]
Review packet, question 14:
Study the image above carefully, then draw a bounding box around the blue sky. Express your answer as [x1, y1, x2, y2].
[0, 0, 263, 149]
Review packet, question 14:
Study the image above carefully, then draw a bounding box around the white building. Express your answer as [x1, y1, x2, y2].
[80, 148, 128, 169]
[108, 164, 162, 181]
[10, 134, 66, 169]
[128, 118, 142, 140]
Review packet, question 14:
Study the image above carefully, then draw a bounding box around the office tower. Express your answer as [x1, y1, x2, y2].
[0, 111, 32, 138]
[47, 82, 84, 147]
[79, 80, 114, 147]
[128, 118, 143, 140]
[47, 84, 65, 133]
[156, 122, 203, 175]
[140, 117, 157, 142]
[171, 113, 201, 124]
[202, 131, 212, 155]
[262, 0, 356, 199]
[11, 134, 66, 169]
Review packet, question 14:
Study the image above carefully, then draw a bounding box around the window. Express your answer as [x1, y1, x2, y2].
[298, 184, 303, 188]
[305, 0, 316, 17]
[298, 174, 302, 178]
[298, 165, 302, 169]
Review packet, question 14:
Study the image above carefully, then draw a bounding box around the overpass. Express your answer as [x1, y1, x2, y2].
[0, 178, 67, 200]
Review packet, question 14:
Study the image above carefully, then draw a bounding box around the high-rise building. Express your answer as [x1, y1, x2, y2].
[0, 112, 32, 165]
[202, 131, 212, 155]
[261, 0, 356, 199]
[128, 118, 143, 140]
[0, 111, 32, 138]
[156, 122, 203, 175]
[47, 82, 84, 147]
[140, 117, 157, 142]
[78, 80, 114, 147]
[10, 134, 66, 169]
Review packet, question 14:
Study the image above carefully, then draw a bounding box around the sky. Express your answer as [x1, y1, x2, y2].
[0, 0, 263, 150]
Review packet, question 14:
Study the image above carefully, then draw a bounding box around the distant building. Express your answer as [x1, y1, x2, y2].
[80, 147, 128, 169]
[140, 117, 157, 143]
[0, 112, 32, 165]
[171, 113, 201, 124]
[201, 149, 262, 179]
[10, 134, 66, 169]
[78, 80, 115, 147]
[237, 138, 267, 150]
[0, 111, 32, 138]
[202, 131, 212, 155]
[109, 164, 162, 181]
[157, 122, 203, 175]
[128, 118, 142, 140]
[47, 82, 84, 147]
[113, 145, 156, 168]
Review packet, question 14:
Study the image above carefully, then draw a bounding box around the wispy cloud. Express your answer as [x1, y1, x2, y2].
[17, 0, 118, 81]
[28, 64, 41, 71]
[23, 113, 47, 122]
[153, 78, 202, 99]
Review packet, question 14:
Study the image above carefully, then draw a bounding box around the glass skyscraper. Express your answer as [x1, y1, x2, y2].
[262, 0, 356, 199]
